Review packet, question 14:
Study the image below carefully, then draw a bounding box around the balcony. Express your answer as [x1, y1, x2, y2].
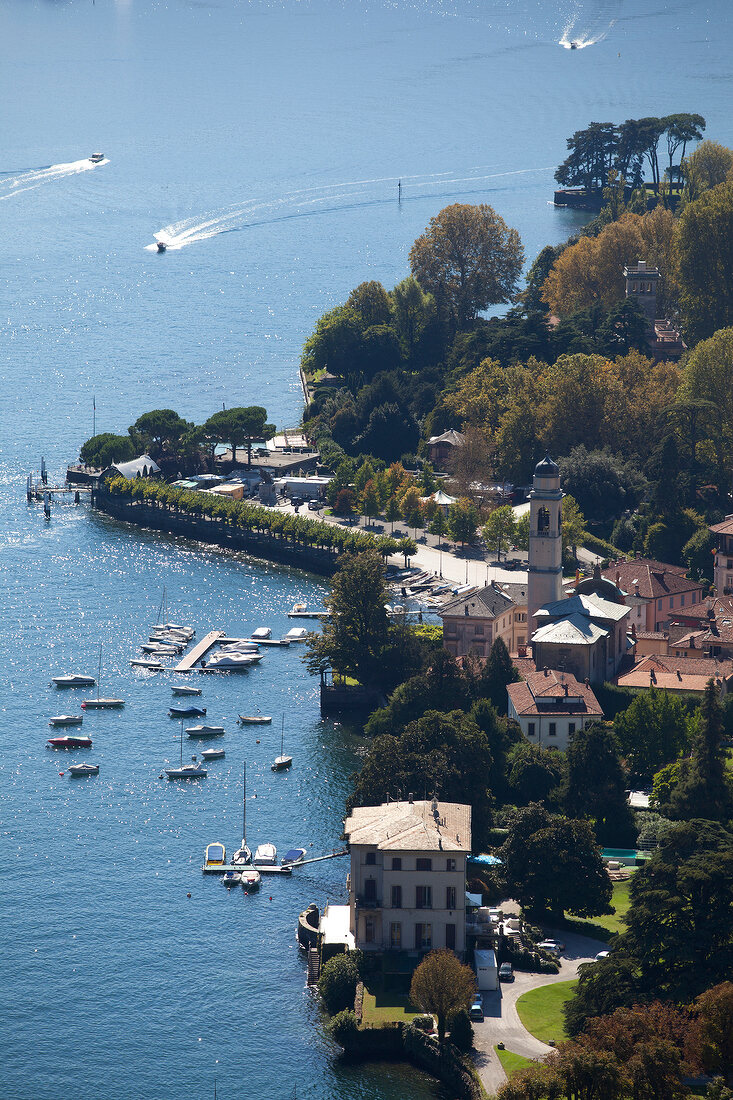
[355, 895, 382, 910]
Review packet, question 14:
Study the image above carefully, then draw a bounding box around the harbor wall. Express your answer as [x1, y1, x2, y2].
[93, 490, 341, 576]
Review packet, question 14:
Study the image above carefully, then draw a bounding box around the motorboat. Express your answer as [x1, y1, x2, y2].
[219, 640, 259, 651]
[202, 652, 262, 671]
[240, 866, 261, 890]
[151, 629, 190, 642]
[48, 734, 93, 749]
[49, 715, 83, 727]
[281, 848, 307, 866]
[238, 714, 272, 725]
[89, 152, 104, 163]
[141, 643, 180, 655]
[82, 644, 124, 709]
[68, 763, 99, 777]
[284, 627, 307, 642]
[169, 705, 206, 718]
[158, 622, 194, 639]
[231, 763, 252, 866]
[222, 870, 241, 887]
[251, 627, 271, 640]
[185, 725, 225, 738]
[171, 685, 202, 697]
[200, 747, 225, 761]
[165, 760, 207, 779]
[130, 658, 166, 670]
[51, 674, 96, 688]
[204, 842, 226, 868]
[156, 241, 167, 253]
[569, 40, 579, 48]
[252, 843, 277, 867]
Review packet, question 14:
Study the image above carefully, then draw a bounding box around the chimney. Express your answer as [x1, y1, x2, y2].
[677, 670, 682, 680]
[464, 605, 469, 616]
[408, 792, 413, 804]
[544, 668, 549, 677]
[584, 677, 590, 687]
[564, 682, 569, 696]
[631, 623, 637, 639]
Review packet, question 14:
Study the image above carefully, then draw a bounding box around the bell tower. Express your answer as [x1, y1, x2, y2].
[527, 455, 563, 627]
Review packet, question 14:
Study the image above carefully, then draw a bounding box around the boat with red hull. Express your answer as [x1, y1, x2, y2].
[47, 734, 93, 749]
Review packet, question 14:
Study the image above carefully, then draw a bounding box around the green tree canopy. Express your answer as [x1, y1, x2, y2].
[558, 447, 647, 524]
[203, 406, 275, 467]
[500, 802, 612, 919]
[478, 636, 519, 714]
[614, 688, 690, 780]
[79, 432, 135, 468]
[664, 679, 733, 822]
[677, 184, 733, 342]
[483, 505, 516, 560]
[409, 950, 477, 1045]
[447, 498, 479, 547]
[409, 203, 524, 331]
[130, 409, 191, 456]
[564, 722, 638, 847]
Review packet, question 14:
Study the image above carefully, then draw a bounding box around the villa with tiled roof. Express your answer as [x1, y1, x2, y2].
[600, 557, 704, 633]
[507, 669, 603, 751]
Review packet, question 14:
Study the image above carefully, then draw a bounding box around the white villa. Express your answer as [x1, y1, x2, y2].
[343, 798, 471, 957]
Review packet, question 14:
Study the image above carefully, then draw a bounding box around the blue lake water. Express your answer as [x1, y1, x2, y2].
[1, 0, 731, 1096]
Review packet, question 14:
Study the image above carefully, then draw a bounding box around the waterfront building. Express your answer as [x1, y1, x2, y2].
[440, 581, 528, 659]
[507, 668, 603, 751]
[600, 557, 704, 633]
[527, 455, 563, 628]
[343, 798, 470, 957]
[101, 454, 161, 481]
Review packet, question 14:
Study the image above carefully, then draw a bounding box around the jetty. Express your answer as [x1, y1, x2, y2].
[202, 862, 293, 875]
[174, 630, 225, 672]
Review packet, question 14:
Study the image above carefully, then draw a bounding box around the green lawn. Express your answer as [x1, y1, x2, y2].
[725, 748, 733, 774]
[495, 1048, 533, 1077]
[516, 981, 576, 1044]
[361, 987, 421, 1026]
[564, 878, 633, 940]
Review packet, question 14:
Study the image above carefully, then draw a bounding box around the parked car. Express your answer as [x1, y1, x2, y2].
[469, 998, 484, 1021]
[307, 500, 320, 510]
[595, 950, 610, 961]
[499, 962, 514, 982]
[537, 940, 562, 956]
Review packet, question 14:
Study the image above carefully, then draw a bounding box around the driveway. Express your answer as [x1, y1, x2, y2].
[471, 928, 608, 1095]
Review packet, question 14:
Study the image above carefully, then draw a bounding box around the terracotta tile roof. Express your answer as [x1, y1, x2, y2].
[513, 656, 537, 677]
[616, 654, 733, 693]
[344, 800, 471, 853]
[709, 515, 733, 536]
[507, 669, 603, 718]
[601, 558, 701, 601]
[670, 596, 733, 644]
[635, 630, 668, 640]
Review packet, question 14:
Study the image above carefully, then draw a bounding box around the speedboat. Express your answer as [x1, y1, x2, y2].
[52, 674, 96, 688]
[68, 762, 99, 777]
[240, 867, 261, 890]
[164, 760, 207, 780]
[171, 685, 202, 697]
[48, 734, 93, 749]
[142, 642, 181, 655]
[158, 623, 194, 639]
[89, 152, 104, 163]
[204, 842, 226, 868]
[284, 627, 307, 642]
[202, 652, 262, 671]
[252, 843, 277, 867]
[251, 627, 271, 640]
[200, 747, 225, 761]
[169, 705, 206, 718]
[222, 870, 241, 887]
[156, 241, 167, 253]
[238, 714, 272, 725]
[185, 725, 225, 738]
[130, 658, 166, 670]
[569, 40, 579, 48]
[81, 698, 124, 709]
[281, 848, 307, 866]
[49, 715, 83, 727]
[220, 640, 259, 651]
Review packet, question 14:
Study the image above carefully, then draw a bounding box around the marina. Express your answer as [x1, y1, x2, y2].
[173, 630, 226, 672]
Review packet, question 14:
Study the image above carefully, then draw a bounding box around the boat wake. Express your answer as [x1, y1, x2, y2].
[0, 157, 109, 201]
[148, 165, 555, 251]
[559, 0, 618, 48]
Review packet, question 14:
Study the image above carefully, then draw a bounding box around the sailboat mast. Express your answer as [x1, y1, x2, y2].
[97, 643, 102, 701]
[243, 761, 247, 846]
[281, 715, 284, 756]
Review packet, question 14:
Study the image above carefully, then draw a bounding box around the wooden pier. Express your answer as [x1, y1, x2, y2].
[202, 862, 293, 875]
[174, 630, 225, 673]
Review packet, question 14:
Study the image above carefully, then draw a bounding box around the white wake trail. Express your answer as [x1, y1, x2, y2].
[0, 157, 109, 202]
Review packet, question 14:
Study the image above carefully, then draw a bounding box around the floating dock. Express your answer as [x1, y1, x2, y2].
[174, 630, 225, 673]
[202, 863, 293, 875]
[287, 610, 330, 619]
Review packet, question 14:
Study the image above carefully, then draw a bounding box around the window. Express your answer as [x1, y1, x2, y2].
[364, 878, 376, 903]
[549, 722, 557, 737]
[364, 916, 375, 943]
[390, 922, 401, 949]
[365, 851, 376, 865]
[632, 281, 638, 292]
[474, 624, 484, 635]
[391, 884, 402, 909]
[568, 722, 576, 735]
[680, 594, 685, 607]
[446, 886, 456, 910]
[727, 560, 733, 569]
[416, 885, 432, 910]
[669, 596, 674, 609]
[445, 923, 456, 951]
[416, 858, 432, 872]
[446, 858, 456, 872]
[415, 923, 432, 950]
[527, 722, 536, 736]
[657, 599, 663, 610]
[391, 857, 402, 871]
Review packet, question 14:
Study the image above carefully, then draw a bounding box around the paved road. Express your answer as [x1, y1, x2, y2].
[471, 928, 608, 1096]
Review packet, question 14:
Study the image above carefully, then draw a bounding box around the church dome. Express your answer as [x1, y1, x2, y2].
[534, 454, 559, 478]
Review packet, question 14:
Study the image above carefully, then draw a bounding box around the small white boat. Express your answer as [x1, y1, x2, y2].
[272, 717, 292, 771]
[281, 847, 307, 866]
[240, 866, 261, 890]
[238, 714, 272, 725]
[253, 843, 277, 866]
[164, 760, 207, 780]
[284, 627, 308, 642]
[204, 841, 226, 867]
[82, 698, 124, 709]
[200, 747, 225, 761]
[89, 152, 104, 163]
[156, 240, 167, 253]
[251, 627, 271, 640]
[222, 870, 241, 887]
[130, 658, 165, 670]
[68, 762, 99, 777]
[202, 652, 262, 671]
[158, 622, 194, 639]
[49, 715, 83, 727]
[172, 685, 202, 697]
[142, 643, 180, 655]
[219, 640, 259, 651]
[185, 725, 225, 738]
[52, 675, 96, 688]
